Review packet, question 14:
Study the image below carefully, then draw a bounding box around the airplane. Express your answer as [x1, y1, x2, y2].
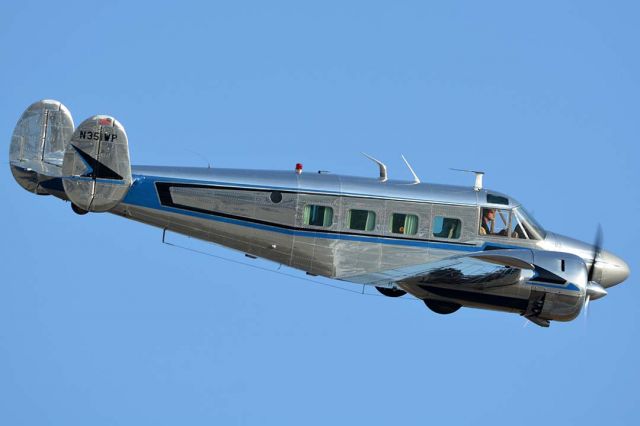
[9, 99, 630, 327]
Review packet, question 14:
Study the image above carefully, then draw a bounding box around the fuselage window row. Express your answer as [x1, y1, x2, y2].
[299, 202, 542, 242]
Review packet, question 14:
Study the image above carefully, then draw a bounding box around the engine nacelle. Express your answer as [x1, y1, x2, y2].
[527, 251, 588, 322]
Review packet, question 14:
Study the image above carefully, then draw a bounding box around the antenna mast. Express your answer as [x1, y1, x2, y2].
[401, 154, 421, 184]
[362, 153, 388, 182]
[450, 168, 485, 191]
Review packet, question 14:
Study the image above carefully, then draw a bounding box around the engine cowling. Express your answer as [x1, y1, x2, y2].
[526, 251, 588, 322]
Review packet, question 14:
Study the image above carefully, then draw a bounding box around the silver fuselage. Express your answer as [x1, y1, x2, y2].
[86, 165, 627, 318]
[9, 99, 630, 326]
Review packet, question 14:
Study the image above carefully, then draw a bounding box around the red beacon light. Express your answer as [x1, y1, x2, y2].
[295, 163, 303, 175]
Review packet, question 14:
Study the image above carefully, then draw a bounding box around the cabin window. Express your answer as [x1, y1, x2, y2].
[348, 209, 376, 231]
[432, 216, 461, 239]
[390, 213, 418, 235]
[303, 205, 333, 227]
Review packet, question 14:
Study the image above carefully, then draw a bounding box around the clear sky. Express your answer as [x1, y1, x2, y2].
[1, 1, 639, 425]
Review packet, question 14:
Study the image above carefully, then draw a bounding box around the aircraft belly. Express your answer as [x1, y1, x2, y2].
[290, 236, 336, 277]
[405, 283, 532, 314]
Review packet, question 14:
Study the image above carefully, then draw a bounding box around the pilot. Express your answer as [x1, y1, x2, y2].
[481, 208, 511, 237]
[480, 208, 495, 235]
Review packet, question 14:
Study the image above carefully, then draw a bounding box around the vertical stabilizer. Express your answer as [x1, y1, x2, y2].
[10, 99, 74, 194]
[62, 115, 132, 212]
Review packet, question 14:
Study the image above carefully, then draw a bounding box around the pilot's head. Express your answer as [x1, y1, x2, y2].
[484, 208, 495, 221]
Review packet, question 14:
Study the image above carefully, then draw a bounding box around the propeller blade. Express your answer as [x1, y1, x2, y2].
[587, 224, 603, 282]
[584, 295, 590, 320]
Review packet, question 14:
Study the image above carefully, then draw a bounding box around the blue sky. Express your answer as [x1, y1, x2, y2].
[1, 1, 638, 424]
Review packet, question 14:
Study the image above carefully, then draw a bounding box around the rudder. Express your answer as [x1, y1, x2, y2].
[9, 99, 74, 194]
[62, 115, 132, 212]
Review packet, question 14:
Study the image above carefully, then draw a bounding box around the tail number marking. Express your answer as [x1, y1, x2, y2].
[78, 130, 118, 142]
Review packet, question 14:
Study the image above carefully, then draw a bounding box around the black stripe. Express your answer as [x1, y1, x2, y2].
[154, 181, 479, 206]
[157, 182, 299, 195]
[154, 182, 478, 246]
[72, 145, 123, 180]
[531, 266, 567, 285]
[420, 285, 529, 310]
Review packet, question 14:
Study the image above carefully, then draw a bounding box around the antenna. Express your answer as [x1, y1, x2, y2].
[401, 154, 421, 184]
[362, 153, 388, 182]
[184, 148, 211, 169]
[450, 168, 485, 191]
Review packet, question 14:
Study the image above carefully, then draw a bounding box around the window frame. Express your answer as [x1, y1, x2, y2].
[431, 215, 463, 239]
[347, 208, 377, 232]
[479, 207, 532, 239]
[302, 204, 334, 228]
[389, 212, 419, 236]
[512, 207, 545, 240]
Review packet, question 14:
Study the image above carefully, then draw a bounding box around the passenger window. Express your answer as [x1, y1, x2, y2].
[432, 216, 461, 239]
[303, 205, 333, 227]
[390, 213, 418, 235]
[348, 209, 376, 231]
[479, 208, 513, 237]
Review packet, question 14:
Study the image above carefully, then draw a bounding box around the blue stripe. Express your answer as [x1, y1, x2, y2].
[123, 174, 500, 252]
[122, 174, 582, 293]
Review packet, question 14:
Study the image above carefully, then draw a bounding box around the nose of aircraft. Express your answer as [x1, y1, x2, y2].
[599, 250, 630, 288]
[545, 232, 630, 288]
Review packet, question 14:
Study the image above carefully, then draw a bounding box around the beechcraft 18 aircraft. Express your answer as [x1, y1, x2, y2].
[10, 100, 630, 327]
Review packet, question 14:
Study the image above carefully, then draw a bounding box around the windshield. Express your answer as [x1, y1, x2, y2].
[512, 207, 546, 240]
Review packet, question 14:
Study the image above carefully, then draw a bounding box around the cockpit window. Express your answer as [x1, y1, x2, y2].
[479, 207, 545, 240]
[486, 193, 509, 205]
[512, 207, 545, 240]
[480, 208, 511, 237]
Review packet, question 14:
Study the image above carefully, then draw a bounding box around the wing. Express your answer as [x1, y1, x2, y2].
[342, 249, 536, 296]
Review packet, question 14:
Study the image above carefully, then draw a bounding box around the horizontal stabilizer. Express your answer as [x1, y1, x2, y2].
[10, 99, 74, 194]
[62, 115, 132, 212]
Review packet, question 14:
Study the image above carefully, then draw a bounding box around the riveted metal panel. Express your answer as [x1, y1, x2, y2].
[382, 199, 432, 239]
[170, 187, 257, 219]
[131, 166, 510, 208]
[429, 203, 479, 243]
[10, 100, 74, 193]
[254, 190, 297, 227]
[291, 193, 342, 276]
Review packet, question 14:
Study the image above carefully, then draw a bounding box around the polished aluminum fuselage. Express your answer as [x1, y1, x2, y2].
[115, 166, 524, 278]
[104, 165, 624, 318]
[9, 99, 629, 325]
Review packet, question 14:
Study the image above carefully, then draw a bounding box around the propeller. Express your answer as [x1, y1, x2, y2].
[587, 224, 603, 283]
[584, 225, 607, 319]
